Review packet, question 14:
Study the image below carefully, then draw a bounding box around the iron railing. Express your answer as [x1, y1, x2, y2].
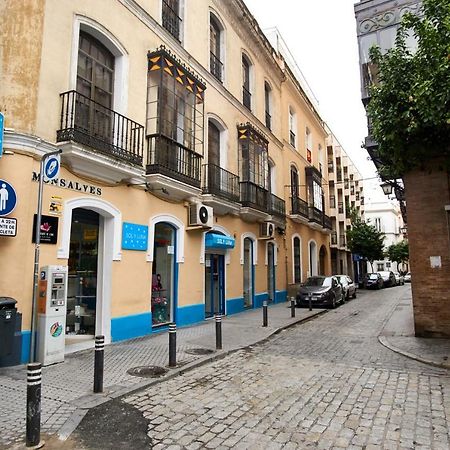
[331, 231, 338, 245]
[146, 135, 201, 188]
[240, 181, 268, 212]
[202, 164, 240, 203]
[340, 234, 346, 246]
[338, 202, 344, 214]
[336, 171, 342, 182]
[290, 196, 309, 219]
[242, 86, 251, 110]
[323, 214, 332, 230]
[309, 206, 323, 226]
[265, 111, 271, 130]
[329, 195, 336, 209]
[289, 130, 296, 147]
[328, 160, 334, 173]
[57, 90, 144, 166]
[162, 0, 182, 41]
[269, 193, 286, 219]
[210, 52, 223, 82]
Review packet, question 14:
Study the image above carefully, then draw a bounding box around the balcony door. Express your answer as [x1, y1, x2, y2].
[291, 166, 299, 211]
[76, 32, 114, 142]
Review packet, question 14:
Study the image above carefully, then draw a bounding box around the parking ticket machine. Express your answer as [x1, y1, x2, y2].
[37, 265, 68, 365]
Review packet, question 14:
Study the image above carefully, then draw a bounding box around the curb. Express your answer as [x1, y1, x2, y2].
[378, 335, 450, 370]
[56, 308, 327, 442]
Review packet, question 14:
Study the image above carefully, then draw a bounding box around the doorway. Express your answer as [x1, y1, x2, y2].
[66, 208, 99, 345]
[267, 242, 276, 303]
[205, 254, 225, 318]
[243, 237, 254, 308]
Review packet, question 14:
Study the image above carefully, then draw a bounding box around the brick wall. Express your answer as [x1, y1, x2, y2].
[404, 165, 450, 337]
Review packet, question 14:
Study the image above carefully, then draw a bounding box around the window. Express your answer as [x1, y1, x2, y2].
[242, 55, 251, 110]
[377, 263, 384, 271]
[318, 144, 323, 174]
[210, 14, 223, 82]
[208, 120, 220, 167]
[374, 217, 382, 232]
[162, 0, 182, 41]
[306, 127, 312, 162]
[264, 82, 272, 130]
[293, 237, 301, 283]
[289, 107, 296, 148]
[313, 181, 323, 212]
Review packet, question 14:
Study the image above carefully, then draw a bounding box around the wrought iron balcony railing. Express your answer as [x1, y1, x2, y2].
[162, 0, 182, 41]
[242, 86, 251, 110]
[331, 231, 338, 245]
[210, 52, 223, 82]
[146, 135, 201, 188]
[268, 193, 286, 219]
[323, 214, 332, 230]
[240, 181, 268, 213]
[308, 206, 323, 226]
[329, 196, 336, 209]
[202, 164, 240, 203]
[338, 202, 344, 214]
[290, 196, 309, 219]
[57, 90, 144, 166]
[340, 234, 346, 246]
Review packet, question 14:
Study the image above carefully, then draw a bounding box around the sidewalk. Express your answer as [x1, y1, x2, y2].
[379, 288, 450, 369]
[0, 302, 325, 448]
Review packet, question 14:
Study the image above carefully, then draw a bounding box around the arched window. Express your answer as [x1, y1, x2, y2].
[242, 54, 252, 110]
[264, 82, 272, 130]
[210, 13, 224, 82]
[309, 240, 318, 277]
[293, 236, 301, 283]
[289, 107, 297, 148]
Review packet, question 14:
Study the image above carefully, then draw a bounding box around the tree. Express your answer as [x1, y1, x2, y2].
[367, 0, 450, 178]
[386, 241, 409, 272]
[346, 213, 385, 272]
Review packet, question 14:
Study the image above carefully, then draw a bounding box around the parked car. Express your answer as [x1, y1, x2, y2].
[404, 272, 411, 282]
[335, 275, 357, 300]
[393, 272, 405, 285]
[363, 273, 384, 290]
[378, 271, 396, 288]
[296, 276, 344, 308]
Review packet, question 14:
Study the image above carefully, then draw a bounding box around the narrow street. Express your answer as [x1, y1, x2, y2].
[67, 286, 450, 450]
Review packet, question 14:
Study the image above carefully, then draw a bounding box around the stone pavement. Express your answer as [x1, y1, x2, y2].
[0, 302, 323, 448]
[69, 285, 450, 450]
[379, 289, 450, 370]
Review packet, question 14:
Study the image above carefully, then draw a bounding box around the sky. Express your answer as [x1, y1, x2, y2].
[244, 0, 384, 197]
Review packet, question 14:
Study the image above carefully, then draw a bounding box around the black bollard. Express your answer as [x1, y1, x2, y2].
[262, 300, 268, 327]
[290, 297, 296, 318]
[308, 293, 312, 311]
[169, 323, 177, 367]
[26, 363, 42, 448]
[215, 315, 222, 350]
[94, 335, 105, 393]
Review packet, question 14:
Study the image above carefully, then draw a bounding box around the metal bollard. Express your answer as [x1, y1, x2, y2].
[290, 296, 296, 318]
[308, 293, 312, 311]
[215, 315, 222, 350]
[169, 323, 177, 367]
[262, 300, 268, 327]
[94, 335, 105, 393]
[26, 363, 42, 448]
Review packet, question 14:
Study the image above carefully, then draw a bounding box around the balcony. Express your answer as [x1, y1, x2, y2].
[323, 214, 332, 231]
[56, 90, 144, 183]
[239, 181, 270, 222]
[268, 193, 286, 222]
[145, 135, 202, 200]
[243, 86, 251, 110]
[202, 164, 240, 215]
[162, 0, 182, 41]
[329, 195, 336, 209]
[338, 202, 344, 214]
[210, 52, 223, 83]
[331, 231, 338, 246]
[339, 234, 346, 247]
[289, 196, 309, 224]
[308, 206, 324, 230]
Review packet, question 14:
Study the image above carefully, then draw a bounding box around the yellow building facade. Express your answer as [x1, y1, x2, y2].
[0, 0, 332, 363]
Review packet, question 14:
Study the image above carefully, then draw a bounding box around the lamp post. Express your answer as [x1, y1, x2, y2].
[380, 181, 393, 196]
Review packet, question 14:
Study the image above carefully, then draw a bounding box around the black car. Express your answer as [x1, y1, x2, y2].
[363, 273, 384, 289]
[296, 276, 344, 309]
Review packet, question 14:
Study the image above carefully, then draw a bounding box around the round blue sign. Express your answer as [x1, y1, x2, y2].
[44, 156, 60, 181]
[0, 179, 17, 217]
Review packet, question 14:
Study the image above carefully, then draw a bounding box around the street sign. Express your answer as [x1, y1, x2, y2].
[0, 112, 4, 158]
[0, 217, 17, 236]
[0, 179, 17, 216]
[43, 154, 60, 181]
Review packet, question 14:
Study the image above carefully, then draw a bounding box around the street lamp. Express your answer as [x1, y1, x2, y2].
[380, 181, 393, 195]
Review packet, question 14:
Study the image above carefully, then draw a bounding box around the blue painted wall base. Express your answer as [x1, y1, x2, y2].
[111, 312, 152, 342]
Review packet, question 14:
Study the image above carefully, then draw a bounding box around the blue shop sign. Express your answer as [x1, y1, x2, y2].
[122, 222, 148, 251]
[205, 233, 235, 250]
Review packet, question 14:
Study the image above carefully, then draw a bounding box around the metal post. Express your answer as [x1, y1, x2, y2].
[30, 149, 62, 362]
[169, 323, 176, 367]
[26, 363, 42, 448]
[215, 315, 222, 350]
[262, 300, 268, 327]
[308, 293, 312, 311]
[290, 296, 296, 318]
[94, 335, 105, 393]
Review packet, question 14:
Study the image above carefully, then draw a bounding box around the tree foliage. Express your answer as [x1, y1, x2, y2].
[368, 0, 450, 178]
[346, 212, 385, 272]
[386, 240, 409, 271]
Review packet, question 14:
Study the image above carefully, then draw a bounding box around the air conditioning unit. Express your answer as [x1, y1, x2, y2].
[188, 203, 213, 228]
[259, 222, 275, 239]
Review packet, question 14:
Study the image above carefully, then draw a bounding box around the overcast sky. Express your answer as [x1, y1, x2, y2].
[244, 0, 381, 190]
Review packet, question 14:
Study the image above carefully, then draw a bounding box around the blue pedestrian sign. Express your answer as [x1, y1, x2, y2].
[44, 155, 60, 181]
[0, 112, 4, 158]
[0, 179, 17, 217]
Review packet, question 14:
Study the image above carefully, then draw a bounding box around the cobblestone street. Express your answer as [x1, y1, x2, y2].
[73, 286, 450, 449]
